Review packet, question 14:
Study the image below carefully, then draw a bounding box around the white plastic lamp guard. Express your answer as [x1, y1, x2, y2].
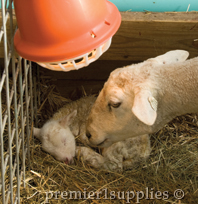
[37, 37, 112, 72]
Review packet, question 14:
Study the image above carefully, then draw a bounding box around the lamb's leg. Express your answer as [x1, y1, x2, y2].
[102, 134, 151, 171]
[76, 146, 104, 169]
[102, 143, 125, 172]
[122, 134, 151, 170]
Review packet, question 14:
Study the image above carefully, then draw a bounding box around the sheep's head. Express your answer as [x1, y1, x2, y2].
[33, 110, 77, 164]
[86, 69, 155, 147]
[86, 50, 189, 147]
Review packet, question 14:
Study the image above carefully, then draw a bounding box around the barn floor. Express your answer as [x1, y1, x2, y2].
[18, 63, 198, 204]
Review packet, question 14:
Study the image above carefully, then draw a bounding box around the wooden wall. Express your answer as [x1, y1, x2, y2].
[1, 11, 198, 98]
[1, 12, 198, 60]
[38, 60, 134, 99]
[100, 12, 198, 61]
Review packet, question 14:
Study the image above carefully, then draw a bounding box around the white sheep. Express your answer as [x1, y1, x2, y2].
[85, 50, 197, 148]
[33, 96, 151, 171]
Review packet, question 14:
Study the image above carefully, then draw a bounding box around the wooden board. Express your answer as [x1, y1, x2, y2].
[0, 11, 198, 61]
[100, 12, 198, 61]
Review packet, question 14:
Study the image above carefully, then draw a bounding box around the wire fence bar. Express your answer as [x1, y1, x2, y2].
[9, 0, 21, 198]
[0, 0, 36, 203]
[18, 56, 25, 192]
[0, 11, 9, 41]
[0, 51, 12, 93]
[29, 61, 34, 144]
[1, 1, 14, 204]
[33, 66, 38, 127]
[0, 78, 5, 204]
[0, 70, 6, 92]
[24, 60, 31, 167]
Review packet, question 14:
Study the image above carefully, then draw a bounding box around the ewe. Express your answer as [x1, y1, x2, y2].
[85, 50, 196, 148]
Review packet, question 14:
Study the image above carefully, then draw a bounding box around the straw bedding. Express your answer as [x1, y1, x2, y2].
[2, 77, 198, 204]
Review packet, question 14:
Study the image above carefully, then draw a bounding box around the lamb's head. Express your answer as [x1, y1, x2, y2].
[33, 110, 77, 164]
[86, 50, 189, 147]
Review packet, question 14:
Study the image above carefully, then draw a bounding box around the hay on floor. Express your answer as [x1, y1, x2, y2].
[3, 77, 198, 204]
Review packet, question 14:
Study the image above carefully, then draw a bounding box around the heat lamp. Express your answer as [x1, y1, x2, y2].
[14, 0, 121, 72]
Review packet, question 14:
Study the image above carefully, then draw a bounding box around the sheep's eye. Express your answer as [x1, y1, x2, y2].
[110, 102, 121, 108]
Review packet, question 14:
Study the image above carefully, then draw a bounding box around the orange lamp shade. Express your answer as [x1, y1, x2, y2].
[14, 0, 121, 71]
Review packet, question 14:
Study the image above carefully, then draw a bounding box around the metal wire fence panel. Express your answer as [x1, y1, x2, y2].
[0, 1, 36, 203]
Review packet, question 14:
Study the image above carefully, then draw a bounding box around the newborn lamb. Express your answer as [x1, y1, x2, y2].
[34, 96, 151, 171]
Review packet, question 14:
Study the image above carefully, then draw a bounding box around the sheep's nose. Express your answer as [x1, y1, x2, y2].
[86, 131, 92, 140]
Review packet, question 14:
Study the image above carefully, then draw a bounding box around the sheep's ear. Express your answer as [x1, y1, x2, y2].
[59, 110, 77, 127]
[132, 90, 158, 126]
[154, 50, 189, 65]
[33, 127, 41, 139]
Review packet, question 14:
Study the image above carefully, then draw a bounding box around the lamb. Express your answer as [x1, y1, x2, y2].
[33, 96, 151, 171]
[85, 50, 198, 148]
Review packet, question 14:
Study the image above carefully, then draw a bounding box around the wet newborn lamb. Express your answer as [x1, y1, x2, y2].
[33, 96, 151, 171]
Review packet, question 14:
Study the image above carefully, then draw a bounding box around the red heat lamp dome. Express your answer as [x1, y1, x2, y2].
[14, 0, 121, 72]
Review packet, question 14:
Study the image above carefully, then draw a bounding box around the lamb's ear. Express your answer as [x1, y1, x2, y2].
[33, 127, 41, 139]
[154, 50, 189, 65]
[59, 110, 77, 127]
[132, 90, 158, 126]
